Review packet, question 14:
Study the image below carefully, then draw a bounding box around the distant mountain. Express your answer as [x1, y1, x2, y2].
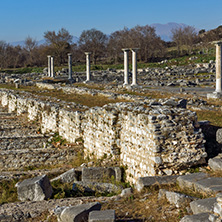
[151, 22, 191, 41]
[10, 36, 79, 47]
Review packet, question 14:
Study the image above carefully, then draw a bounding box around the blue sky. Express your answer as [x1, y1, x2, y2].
[1, 0, 222, 42]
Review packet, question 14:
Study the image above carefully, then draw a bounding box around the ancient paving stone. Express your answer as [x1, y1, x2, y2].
[16, 174, 53, 201]
[136, 175, 179, 191]
[89, 210, 115, 222]
[190, 197, 217, 214]
[58, 202, 101, 222]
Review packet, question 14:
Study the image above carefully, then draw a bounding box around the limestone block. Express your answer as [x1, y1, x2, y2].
[58, 202, 101, 222]
[89, 210, 115, 222]
[180, 213, 211, 222]
[216, 128, 222, 144]
[15, 174, 53, 201]
[82, 167, 122, 183]
[208, 155, 222, 171]
[51, 168, 80, 183]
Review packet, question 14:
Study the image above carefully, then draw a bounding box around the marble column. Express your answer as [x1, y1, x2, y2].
[68, 53, 72, 80]
[85, 52, 91, 82]
[131, 48, 139, 86]
[216, 42, 222, 93]
[51, 56, 54, 78]
[47, 55, 51, 77]
[122, 48, 130, 85]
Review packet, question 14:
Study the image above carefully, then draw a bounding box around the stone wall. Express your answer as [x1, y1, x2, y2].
[0, 88, 207, 184]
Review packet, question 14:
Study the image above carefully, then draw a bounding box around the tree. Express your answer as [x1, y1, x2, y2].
[44, 28, 73, 65]
[171, 25, 197, 55]
[78, 28, 108, 64]
[24, 36, 38, 66]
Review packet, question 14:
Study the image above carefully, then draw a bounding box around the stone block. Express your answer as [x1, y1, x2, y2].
[89, 210, 115, 222]
[82, 167, 121, 183]
[216, 128, 222, 144]
[208, 155, 222, 171]
[158, 189, 196, 208]
[58, 202, 101, 222]
[15, 174, 53, 201]
[190, 197, 216, 214]
[136, 175, 179, 191]
[180, 213, 211, 222]
[51, 168, 81, 183]
[177, 173, 209, 190]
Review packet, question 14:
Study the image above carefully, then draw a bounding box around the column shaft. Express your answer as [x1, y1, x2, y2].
[216, 43, 222, 93]
[131, 48, 139, 86]
[85, 52, 91, 82]
[68, 53, 72, 80]
[47, 56, 51, 77]
[51, 57, 54, 78]
[122, 49, 130, 85]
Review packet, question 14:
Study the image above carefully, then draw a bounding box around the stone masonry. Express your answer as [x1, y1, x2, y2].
[0, 88, 207, 184]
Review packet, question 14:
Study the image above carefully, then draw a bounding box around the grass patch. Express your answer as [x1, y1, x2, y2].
[0, 179, 18, 204]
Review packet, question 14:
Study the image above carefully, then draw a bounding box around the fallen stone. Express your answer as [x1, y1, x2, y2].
[208, 154, 222, 171]
[15, 174, 53, 201]
[58, 202, 101, 222]
[51, 168, 81, 183]
[216, 128, 222, 144]
[120, 187, 133, 197]
[194, 177, 222, 194]
[158, 189, 196, 208]
[136, 175, 179, 191]
[82, 167, 121, 183]
[177, 173, 209, 190]
[180, 213, 211, 222]
[190, 197, 217, 214]
[89, 210, 115, 222]
[73, 181, 122, 194]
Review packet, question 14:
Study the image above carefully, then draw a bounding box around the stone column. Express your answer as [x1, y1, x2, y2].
[122, 48, 130, 85]
[131, 48, 139, 86]
[216, 42, 222, 93]
[50, 56, 54, 78]
[47, 55, 51, 77]
[85, 52, 91, 83]
[68, 53, 72, 80]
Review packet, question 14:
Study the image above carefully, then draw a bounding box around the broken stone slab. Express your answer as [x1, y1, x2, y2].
[73, 181, 122, 194]
[82, 167, 122, 183]
[177, 172, 209, 190]
[158, 189, 197, 208]
[136, 175, 179, 191]
[58, 202, 101, 222]
[190, 197, 217, 214]
[208, 154, 222, 171]
[15, 174, 53, 201]
[50, 168, 81, 183]
[180, 212, 211, 222]
[216, 128, 222, 144]
[194, 177, 222, 194]
[89, 210, 115, 222]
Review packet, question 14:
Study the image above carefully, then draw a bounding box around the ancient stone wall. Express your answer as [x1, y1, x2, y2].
[0, 89, 207, 184]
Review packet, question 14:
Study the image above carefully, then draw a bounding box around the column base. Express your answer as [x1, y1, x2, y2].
[207, 91, 222, 99]
[83, 80, 93, 84]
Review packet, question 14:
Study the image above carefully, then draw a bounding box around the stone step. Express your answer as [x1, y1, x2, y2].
[0, 136, 49, 150]
[177, 173, 222, 195]
[0, 147, 77, 170]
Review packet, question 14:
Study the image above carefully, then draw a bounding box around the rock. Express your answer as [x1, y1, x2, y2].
[89, 210, 115, 222]
[162, 99, 178, 107]
[73, 181, 122, 194]
[51, 168, 81, 183]
[177, 173, 209, 190]
[0, 214, 13, 222]
[180, 213, 211, 222]
[158, 189, 196, 208]
[190, 197, 217, 214]
[120, 187, 133, 197]
[82, 167, 121, 183]
[216, 128, 222, 144]
[58, 202, 101, 222]
[136, 175, 179, 191]
[177, 99, 187, 108]
[208, 155, 222, 171]
[15, 174, 53, 201]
